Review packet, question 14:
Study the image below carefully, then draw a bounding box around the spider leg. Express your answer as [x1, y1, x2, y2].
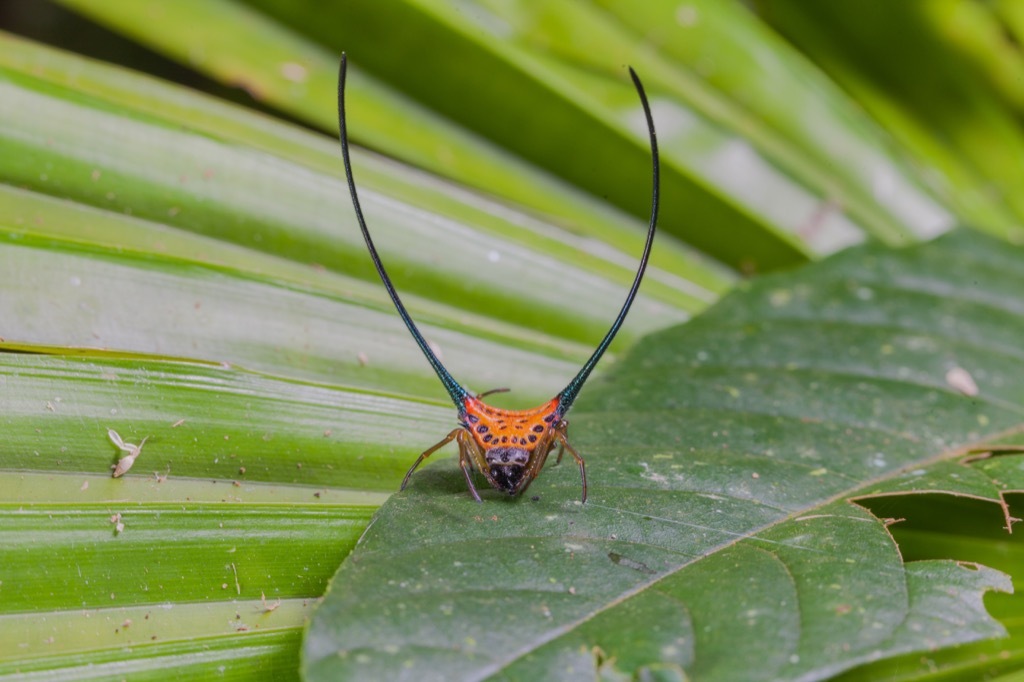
[515, 436, 556, 496]
[456, 429, 484, 503]
[400, 428, 463, 492]
[476, 387, 511, 399]
[555, 421, 587, 503]
[553, 419, 569, 465]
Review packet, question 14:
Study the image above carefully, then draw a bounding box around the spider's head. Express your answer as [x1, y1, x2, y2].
[484, 447, 530, 494]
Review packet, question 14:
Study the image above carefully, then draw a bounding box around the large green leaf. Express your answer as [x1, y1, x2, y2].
[758, 0, 1024, 238]
[5, 4, 1024, 680]
[187, 0, 812, 270]
[0, 28, 721, 680]
[461, 0, 952, 247]
[57, 0, 954, 264]
[304, 230, 1024, 680]
[836, 493, 1024, 680]
[0, 29, 715, 356]
[39, 1, 728, 295]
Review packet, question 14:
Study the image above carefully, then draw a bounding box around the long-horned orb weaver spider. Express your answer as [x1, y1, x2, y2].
[337, 55, 658, 503]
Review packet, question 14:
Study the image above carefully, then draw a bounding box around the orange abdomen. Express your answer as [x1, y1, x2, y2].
[462, 396, 560, 452]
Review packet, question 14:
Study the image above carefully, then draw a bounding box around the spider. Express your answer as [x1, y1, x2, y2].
[336, 55, 658, 503]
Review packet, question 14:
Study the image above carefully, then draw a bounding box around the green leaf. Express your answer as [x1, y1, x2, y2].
[834, 494, 1024, 680]
[304, 230, 1024, 680]
[758, 0, 1024, 238]
[41, 1, 727, 294]
[181, 0, 811, 270]
[0, 28, 723, 680]
[6, 4, 1024, 680]
[65, 0, 956, 268]
[461, 0, 952, 247]
[0, 29, 714, 357]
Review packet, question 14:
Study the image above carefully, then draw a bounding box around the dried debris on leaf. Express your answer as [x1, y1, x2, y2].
[260, 591, 282, 613]
[108, 429, 148, 477]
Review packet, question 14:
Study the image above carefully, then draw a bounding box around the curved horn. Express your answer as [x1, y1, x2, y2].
[557, 67, 659, 414]
[337, 54, 469, 408]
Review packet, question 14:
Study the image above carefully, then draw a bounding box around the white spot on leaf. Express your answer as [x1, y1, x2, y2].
[945, 366, 979, 396]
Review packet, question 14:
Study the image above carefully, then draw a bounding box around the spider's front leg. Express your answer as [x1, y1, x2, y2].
[455, 429, 485, 503]
[400, 428, 486, 502]
[541, 420, 571, 468]
[554, 420, 587, 503]
[515, 428, 560, 497]
[400, 428, 462, 492]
